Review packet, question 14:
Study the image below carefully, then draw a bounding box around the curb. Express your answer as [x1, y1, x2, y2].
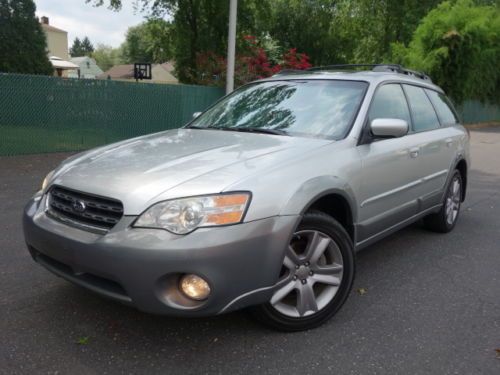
[464, 122, 500, 129]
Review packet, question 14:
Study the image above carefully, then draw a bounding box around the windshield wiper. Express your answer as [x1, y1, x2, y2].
[185, 125, 232, 131]
[224, 127, 289, 136]
[186, 125, 288, 136]
[185, 125, 209, 129]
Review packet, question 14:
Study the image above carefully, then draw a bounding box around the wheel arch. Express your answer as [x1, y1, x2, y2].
[280, 176, 358, 243]
[305, 193, 355, 242]
[455, 158, 467, 201]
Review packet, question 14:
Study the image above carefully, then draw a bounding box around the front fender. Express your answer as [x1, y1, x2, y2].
[279, 175, 358, 222]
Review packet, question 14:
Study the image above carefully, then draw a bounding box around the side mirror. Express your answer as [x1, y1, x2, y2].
[192, 112, 202, 119]
[370, 118, 408, 138]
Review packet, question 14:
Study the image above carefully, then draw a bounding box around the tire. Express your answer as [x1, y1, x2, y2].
[250, 211, 355, 332]
[424, 170, 463, 233]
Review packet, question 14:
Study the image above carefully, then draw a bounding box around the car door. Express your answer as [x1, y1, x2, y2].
[356, 83, 422, 243]
[401, 84, 456, 211]
[425, 88, 464, 182]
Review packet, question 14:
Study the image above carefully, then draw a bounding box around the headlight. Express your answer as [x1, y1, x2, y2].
[41, 170, 55, 191]
[133, 193, 251, 234]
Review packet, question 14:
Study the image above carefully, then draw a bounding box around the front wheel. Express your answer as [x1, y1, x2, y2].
[251, 211, 355, 331]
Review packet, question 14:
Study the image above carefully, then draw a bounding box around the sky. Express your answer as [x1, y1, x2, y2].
[35, 0, 147, 48]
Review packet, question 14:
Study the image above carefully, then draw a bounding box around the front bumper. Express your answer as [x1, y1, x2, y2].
[23, 195, 299, 316]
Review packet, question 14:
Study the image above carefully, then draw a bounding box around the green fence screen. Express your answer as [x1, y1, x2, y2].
[0, 73, 224, 156]
[1, 73, 499, 156]
[456, 100, 500, 124]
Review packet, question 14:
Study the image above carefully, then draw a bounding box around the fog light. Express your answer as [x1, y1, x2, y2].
[179, 274, 210, 301]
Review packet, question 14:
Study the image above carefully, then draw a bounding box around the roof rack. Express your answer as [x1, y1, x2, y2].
[306, 64, 432, 82]
[272, 69, 311, 76]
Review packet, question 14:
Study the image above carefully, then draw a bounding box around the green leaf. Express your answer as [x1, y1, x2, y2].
[76, 336, 90, 345]
[357, 288, 367, 295]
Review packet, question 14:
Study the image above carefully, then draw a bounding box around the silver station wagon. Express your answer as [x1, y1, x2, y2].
[23, 64, 469, 331]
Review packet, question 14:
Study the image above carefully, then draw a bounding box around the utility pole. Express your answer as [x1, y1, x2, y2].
[226, 0, 238, 94]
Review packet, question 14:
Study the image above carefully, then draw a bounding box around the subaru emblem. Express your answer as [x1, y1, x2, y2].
[72, 200, 86, 213]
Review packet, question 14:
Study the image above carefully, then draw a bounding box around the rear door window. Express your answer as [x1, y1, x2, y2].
[368, 84, 411, 124]
[425, 90, 459, 125]
[403, 85, 440, 132]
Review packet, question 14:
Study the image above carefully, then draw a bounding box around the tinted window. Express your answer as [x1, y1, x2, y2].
[426, 90, 459, 125]
[190, 80, 368, 140]
[368, 84, 411, 124]
[403, 85, 440, 132]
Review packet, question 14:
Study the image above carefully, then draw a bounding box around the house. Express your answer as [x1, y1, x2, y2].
[40, 16, 69, 60]
[40, 16, 77, 77]
[68, 56, 104, 79]
[48, 56, 79, 77]
[97, 63, 178, 84]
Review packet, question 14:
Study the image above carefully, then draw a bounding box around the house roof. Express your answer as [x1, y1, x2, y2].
[97, 64, 135, 79]
[70, 56, 91, 63]
[41, 23, 67, 34]
[69, 57, 104, 77]
[159, 62, 175, 73]
[50, 56, 78, 69]
[98, 62, 176, 80]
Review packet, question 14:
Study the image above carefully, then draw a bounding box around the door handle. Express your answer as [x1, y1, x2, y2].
[409, 147, 420, 158]
[445, 138, 453, 147]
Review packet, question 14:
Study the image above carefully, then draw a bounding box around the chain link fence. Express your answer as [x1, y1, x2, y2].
[456, 100, 500, 124]
[1, 73, 498, 156]
[0, 73, 224, 156]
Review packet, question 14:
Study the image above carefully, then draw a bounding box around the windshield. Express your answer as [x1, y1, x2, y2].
[188, 80, 368, 139]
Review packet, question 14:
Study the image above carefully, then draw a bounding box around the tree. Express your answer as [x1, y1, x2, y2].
[70, 37, 82, 56]
[121, 19, 173, 63]
[91, 44, 122, 71]
[265, 0, 342, 66]
[121, 25, 148, 62]
[253, 0, 443, 65]
[70, 36, 94, 57]
[0, 0, 52, 75]
[88, 0, 270, 83]
[88, 0, 498, 90]
[392, 0, 500, 103]
[333, 0, 443, 64]
[142, 18, 173, 63]
[193, 35, 311, 87]
[81, 37, 94, 55]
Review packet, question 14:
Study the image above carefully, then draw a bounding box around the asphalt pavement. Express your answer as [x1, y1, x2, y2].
[1, 128, 499, 374]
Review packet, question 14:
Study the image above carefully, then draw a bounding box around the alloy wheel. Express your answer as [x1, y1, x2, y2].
[445, 176, 461, 225]
[270, 230, 344, 318]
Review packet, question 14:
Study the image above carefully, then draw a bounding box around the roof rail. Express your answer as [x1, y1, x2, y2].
[272, 69, 311, 76]
[306, 64, 432, 82]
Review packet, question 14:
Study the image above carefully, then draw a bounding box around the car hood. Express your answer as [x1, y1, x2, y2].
[51, 128, 331, 214]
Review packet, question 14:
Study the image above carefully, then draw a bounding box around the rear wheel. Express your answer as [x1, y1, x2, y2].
[251, 211, 355, 331]
[424, 170, 462, 233]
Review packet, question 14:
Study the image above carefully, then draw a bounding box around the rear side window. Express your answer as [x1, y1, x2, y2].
[403, 84, 440, 132]
[425, 90, 459, 125]
[368, 84, 411, 124]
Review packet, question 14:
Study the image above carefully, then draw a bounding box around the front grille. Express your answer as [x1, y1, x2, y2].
[47, 186, 123, 232]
